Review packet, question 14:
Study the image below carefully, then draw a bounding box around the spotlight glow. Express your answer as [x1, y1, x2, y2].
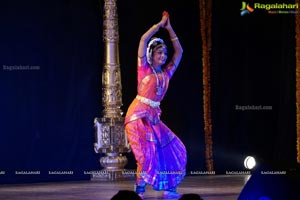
[244, 156, 256, 170]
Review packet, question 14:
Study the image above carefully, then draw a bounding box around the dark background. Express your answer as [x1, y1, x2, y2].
[0, 0, 298, 183]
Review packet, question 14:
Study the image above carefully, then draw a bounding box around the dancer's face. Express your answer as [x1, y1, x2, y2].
[152, 46, 167, 68]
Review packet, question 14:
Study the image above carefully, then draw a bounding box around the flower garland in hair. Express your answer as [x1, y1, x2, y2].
[295, 0, 300, 164]
[199, 0, 214, 171]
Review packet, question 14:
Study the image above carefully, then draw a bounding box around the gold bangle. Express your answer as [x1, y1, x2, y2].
[171, 36, 179, 41]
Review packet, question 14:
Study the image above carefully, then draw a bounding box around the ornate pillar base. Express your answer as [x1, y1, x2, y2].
[91, 153, 134, 181]
[93, 118, 134, 181]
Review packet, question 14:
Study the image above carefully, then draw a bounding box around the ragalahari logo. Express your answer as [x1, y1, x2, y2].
[240, 2, 299, 15]
[240, 2, 255, 16]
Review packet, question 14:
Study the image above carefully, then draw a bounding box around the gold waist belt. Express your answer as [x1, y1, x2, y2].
[136, 95, 160, 108]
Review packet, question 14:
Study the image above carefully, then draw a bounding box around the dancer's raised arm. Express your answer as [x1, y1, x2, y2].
[137, 12, 169, 65]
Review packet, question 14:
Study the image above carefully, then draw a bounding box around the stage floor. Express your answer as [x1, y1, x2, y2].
[0, 175, 249, 200]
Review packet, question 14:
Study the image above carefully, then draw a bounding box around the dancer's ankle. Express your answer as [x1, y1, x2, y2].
[134, 184, 145, 199]
[134, 183, 145, 193]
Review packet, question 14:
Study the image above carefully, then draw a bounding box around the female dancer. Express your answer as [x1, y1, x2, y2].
[124, 11, 187, 199]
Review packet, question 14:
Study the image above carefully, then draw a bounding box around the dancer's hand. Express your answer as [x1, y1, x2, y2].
[157, 11, 169, 28]
[161, 11, 172, 31]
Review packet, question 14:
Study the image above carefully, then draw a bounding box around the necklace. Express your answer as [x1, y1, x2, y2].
[150, 66, 165, 95]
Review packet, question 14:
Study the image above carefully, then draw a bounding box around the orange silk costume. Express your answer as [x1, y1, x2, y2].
[124, 59, 187, 191]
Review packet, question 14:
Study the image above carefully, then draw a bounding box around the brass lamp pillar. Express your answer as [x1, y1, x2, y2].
[93, 0, 131, 181]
